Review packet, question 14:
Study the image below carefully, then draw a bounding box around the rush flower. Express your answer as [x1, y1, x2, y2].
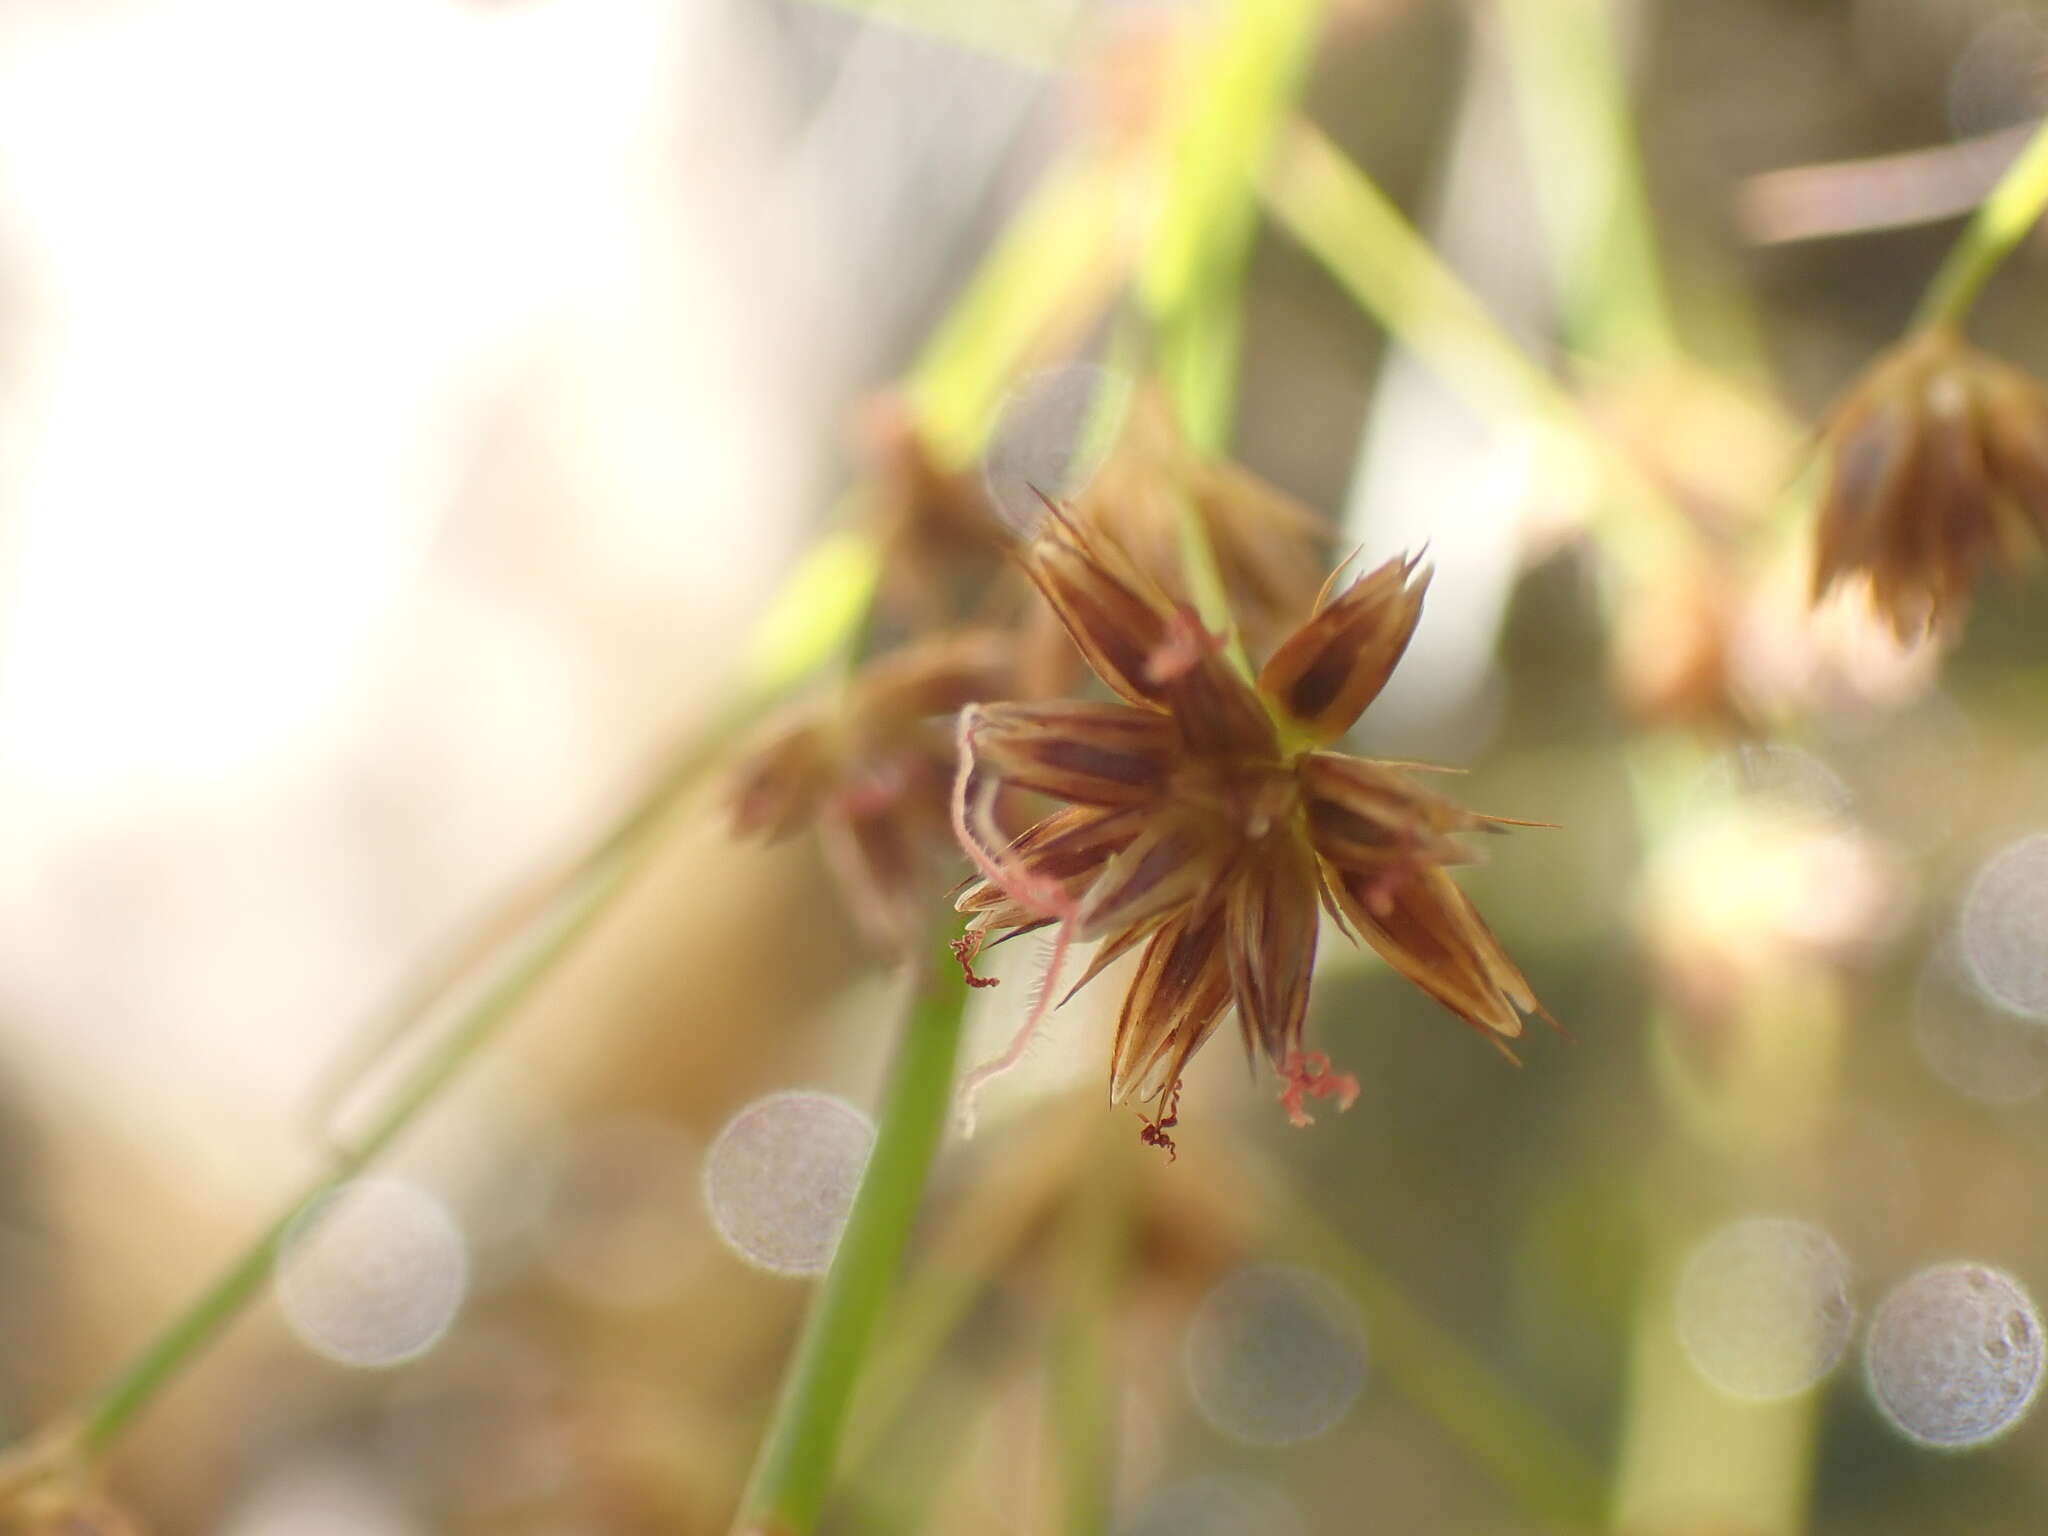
[1812, 326, 2048, 638]
[951, 511, 1549, 1151]
[730, 630, 1013, 949]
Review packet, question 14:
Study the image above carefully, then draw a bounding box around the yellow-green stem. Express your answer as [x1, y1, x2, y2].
[1256, 1161, 1605, 1528]
[732, 948, 969, 1536]
[1139, 0, 1324, 676]
[1916, 113, 2048, 330]
[1263, 119, 1696, 583]
[1497, 0, 1680, 363]
[75, 695, 745, 1453]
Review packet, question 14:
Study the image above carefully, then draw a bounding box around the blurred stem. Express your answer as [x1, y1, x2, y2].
[1255, 1166, 1605, 1529]
[1609, 738, 1847, 1535]
[53, 488, 888, 1462]
[733, 948, 969, 1536]
[1264, 119, 1693, 581]
[1915, 113, 2048, 330]
[1496, 0, 1679, 363]
[1610, 1222, 1823, 1536]
[1045, 1125, 1128, 1536]
[909, 158, 1129, 466]
[1265, 119, 1574, 433]
[72, 682, 763, 1456]
[1138, 0, 1322, 451]
[844, 1114, 1090, 1471]
[1139, 0, 1322, 674]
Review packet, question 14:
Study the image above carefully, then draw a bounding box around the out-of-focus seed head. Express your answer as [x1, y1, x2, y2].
[728, 629, 1015, 949]
[1812, 327, 2048, 639]
[727, 719, 836, 845]
[1069, 384, 1331, 656]
[856, 391, 1008, 631]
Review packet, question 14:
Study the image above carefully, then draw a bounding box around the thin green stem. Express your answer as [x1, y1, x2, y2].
[1497, 0, 1680, 363]
[1138, 0, 1322, 448]
[842, 1114, 1087, 1472]
[1254, 1163, 1604, 1530]
[1263, 119, 1695, 581]
[732, 947, 969, 1536]
[75, 700, 751, 1457]
[1916, 114, 2048, 330]
[1265, 119, 1575, 431]
[1170, 492, 1256, 679]
[909, 158, 1129, 466]
[1137, 0, 1323, 677]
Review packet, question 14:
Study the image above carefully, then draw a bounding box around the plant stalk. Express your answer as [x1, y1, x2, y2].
[73, 708, 745, 1456]
[1916, 112, 2048, 330]
[731, 944, 969, 1536]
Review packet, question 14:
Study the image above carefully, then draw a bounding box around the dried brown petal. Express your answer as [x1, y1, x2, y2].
[960, 701, 1176, 806]
[1224, 832, 1321, 1070]
[1299, 752, 1488, 871]
[1328, 860, 1539, 1045]
[1258, 554, 1429, 745]
[1074, 810, 1225, 940]
[1019, 513, 1185, 709]
[956, 801, 1143, 925]
[1110, 901, 1235, 1105]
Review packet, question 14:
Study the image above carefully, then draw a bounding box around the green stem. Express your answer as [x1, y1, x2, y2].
[1916, 114, 2048, 329]
[1257, 1166, 1605, 1529]
[1138, 0, 1323, 449]
[842, 1114, 1087, 1472]
[732, 947, 969, 1536]
[1265, 120, 1575, 431]
[1497, 0, 1680, 363]
[1137, 0, 1323, 677]
[1264, 119, 1695, 581]
[75, 706, 747, 1456]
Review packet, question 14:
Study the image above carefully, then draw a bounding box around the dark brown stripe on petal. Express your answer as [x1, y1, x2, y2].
[1283, 640, 1352, 725]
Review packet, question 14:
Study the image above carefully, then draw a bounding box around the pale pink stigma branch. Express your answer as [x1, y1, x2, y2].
[947, 705, 1082, 1136]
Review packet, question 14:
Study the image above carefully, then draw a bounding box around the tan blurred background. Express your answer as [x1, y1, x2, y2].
[5, 0, 2048, 1532]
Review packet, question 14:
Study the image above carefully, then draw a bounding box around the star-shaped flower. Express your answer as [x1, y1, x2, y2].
[951, 511, 1549, 1151]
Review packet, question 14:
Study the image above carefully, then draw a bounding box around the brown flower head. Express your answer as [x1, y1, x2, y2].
[1812, 326, 2048, 638]
[951, 511, 1549, 1152]
[730, 629, 1012, 949]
